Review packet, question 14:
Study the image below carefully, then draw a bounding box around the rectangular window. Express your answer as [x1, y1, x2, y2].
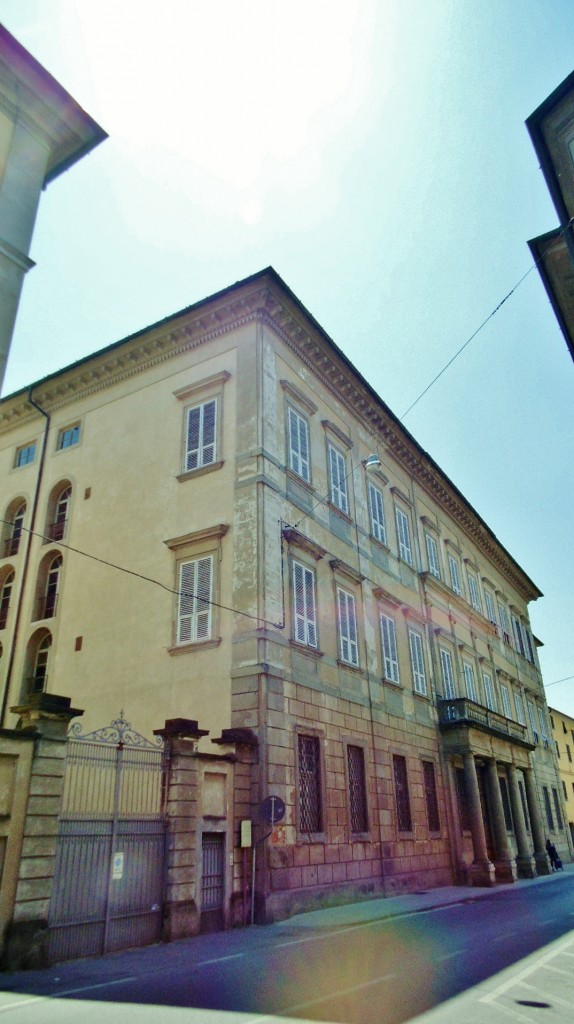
[567, 745, 572, 763]
[512, 615, 525, 657]
[467, 572, 481, 612]
[15, 443, 36, 467]
[177, 555, 213, 644]
[347, 745, 368, 833]
[499, 777, 513, 831]
[287, 407, 311, 482]
[58, 424, 80, 450]
[483, 673, 496, 712]
[498, 602, 511, 644]
[408, 629, 427, 695]
[514, 692, 526, 726]
[185, 398, 217, 471]
[522, 624, 535, 663]
[440, 648, 456, 699]
[423, 761, 440, 832]
[293, 561, 318, 648]
[484, 590, 497, 626]
[463, 661, 477, 702]
[448, 555, 462, 595]
[368, 482, 387, 545]
[395, 507, 412, 565]
[380, 613, 400, 683]
[328, 444, 349, 515]
[393, 755, 412, 832]
[425, 533, 440, 579]
[563, 781, 568, 800]
[337, 588, 359, 666]
[518, 779, 530, 832]
[543, 786, 554, 831]
[527, 701, 539, 743]
[552, 788, 564, 830]
[298, 735, 322, 833]
[455, 768, 471, 832]
[538, 707, 549, 744]
[500, 684, 512, 719]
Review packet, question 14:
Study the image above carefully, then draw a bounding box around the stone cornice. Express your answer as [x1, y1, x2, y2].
[0, 272, 541, 603]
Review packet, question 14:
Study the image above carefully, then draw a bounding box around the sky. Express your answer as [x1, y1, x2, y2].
[1, 0, 573, 714]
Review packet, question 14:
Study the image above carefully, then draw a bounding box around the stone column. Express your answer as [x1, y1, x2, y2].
[154, 718, 208, 941]
[485, 760, 517, 882]
[3, 693, 83, 970]
[523, 765, 550, 876]
[507, 764, 536, 878]
[463, 751, 495, 886]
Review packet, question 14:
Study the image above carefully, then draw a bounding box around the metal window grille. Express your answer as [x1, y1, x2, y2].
[543, 786, 554, 831]
[455, 767, 471, 832]
[393, 754, 412, 832]
[552, 788, 564, 830]
[347, 745, 368, 833]
[298, 735, 322, 833]
[423, 760, 440, 832]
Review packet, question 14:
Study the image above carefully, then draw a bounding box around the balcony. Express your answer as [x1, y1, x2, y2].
[438, 697, 533, 747]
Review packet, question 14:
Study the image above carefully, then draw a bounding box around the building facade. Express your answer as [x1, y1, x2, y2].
[0, 268, 570, 942]
[0, 24, 106, 391]
[527, 69, 574, 361]
[549, 706, 574, 848]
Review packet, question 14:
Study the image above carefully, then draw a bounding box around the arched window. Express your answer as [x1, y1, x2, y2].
[25, 630, 52, 695]
[42, 555, 62, 618]
[4, 500, 26, 557]
[0, 570, 15, 630]
[48, 484, 72, 542]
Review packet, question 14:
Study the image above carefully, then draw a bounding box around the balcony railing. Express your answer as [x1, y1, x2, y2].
[438, 696, 530, 743]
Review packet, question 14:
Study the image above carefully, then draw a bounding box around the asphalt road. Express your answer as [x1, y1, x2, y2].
[2, 875, 574, 1024]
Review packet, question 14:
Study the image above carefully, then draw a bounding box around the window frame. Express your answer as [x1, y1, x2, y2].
[422, 759, 441, 833]
[0, 570, 15, 630]
[467, 570, 481, 613]
[327, 442, 349, 516]
[14, 442, 36, 468]
[380, 612, 400, 684]
[165, 523, 228, 654]
[345, 741, 369, 836]
[425, 532, 441, 579]
[368, 481, 387, 545]
[483, 672, 497, 712]
[296, 731, 325, 839]
[174, 371, 230, 481]
[56, 423, 81, 451]
[394, 505, 413, 566]
[337, 585, 359, 667]
[448, 554, 462, 596]
[393, 754, 413, 832]
[408, 628, 427, 696]
[462, 660, 478, 702]
[287, 405, 311, 484]
[439, 647, 456, 699]
[292, 559, 319, 650]
[177, 554, 213, 645]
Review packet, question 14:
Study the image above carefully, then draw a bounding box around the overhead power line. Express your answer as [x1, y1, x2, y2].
[401, 217, 574, 421]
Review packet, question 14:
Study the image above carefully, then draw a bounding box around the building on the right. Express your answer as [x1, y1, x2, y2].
[526, 69, 574, 361]
[549, 706, 574, 849]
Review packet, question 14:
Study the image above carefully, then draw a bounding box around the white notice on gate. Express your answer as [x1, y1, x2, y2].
[112, 852, 124, 880]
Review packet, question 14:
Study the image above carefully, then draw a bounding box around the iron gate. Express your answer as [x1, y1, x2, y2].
[200, 832, 225, 933]
[48, 713, 168, 962]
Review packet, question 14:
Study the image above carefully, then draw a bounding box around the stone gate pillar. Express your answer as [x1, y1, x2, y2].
[2, 693, 83, 970]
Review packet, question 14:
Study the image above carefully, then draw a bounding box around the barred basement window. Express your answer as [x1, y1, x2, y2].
[455, 767, 471, 832]
[347, 745, 368, 833]
[298, 735, 322, 833]
[423, 760, 440, 832]
[393, 754, 412, 832]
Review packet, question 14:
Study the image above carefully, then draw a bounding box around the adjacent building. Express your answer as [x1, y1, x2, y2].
[549, 706, 574, 848]
[527, 69, 574, 361]
[0, 24, 106, 391]
[0, 268, 570, 948]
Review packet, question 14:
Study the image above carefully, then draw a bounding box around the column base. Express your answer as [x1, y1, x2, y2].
[162, 899, 200, 941]
[493, 858, 518, 883]
[534, 853, 551, 876]
[516, 854, 537, 879]
[468, 860, 496, 887]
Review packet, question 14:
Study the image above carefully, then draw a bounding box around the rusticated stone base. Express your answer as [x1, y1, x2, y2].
[494, 858, 518, 883]
[2, 919, 49, 971]
[516, 854, 537, 878]
[535, 853, 551, 876]
[162, 899, 200, 942]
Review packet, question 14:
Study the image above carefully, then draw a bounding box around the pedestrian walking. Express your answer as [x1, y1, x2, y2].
[546, 838, 562, 870]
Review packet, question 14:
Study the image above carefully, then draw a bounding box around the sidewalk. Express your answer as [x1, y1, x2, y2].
[280, 860, 574, 931]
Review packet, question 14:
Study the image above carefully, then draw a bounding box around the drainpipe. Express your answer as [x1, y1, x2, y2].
[0, 389, 50, 726]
